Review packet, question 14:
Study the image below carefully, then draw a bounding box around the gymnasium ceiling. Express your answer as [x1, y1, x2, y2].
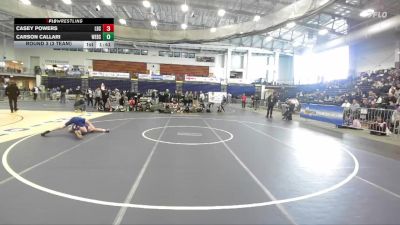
[0, 0, 399, 53]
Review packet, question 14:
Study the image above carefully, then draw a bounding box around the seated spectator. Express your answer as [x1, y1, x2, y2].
[341, 99, 351, 108]
[369, 117, 387, 135]
[350, 99, 360, 111]
[128, 97, 135, 111]
[74, 95, 86, 112]
[391, 106, 400, 134]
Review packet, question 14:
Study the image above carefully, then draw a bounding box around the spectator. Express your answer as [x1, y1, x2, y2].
[60, 85, 66, 104]
[241, 93, 247, 108]
[266, 92, 278, 118]
[86, 88, 93, 107]
[32, 86, 39, 101]
[350, 99, 360, 111]
[341, 99, 351, 108]
[74, 95, 86, 112]
[94, 87, 102, 108]
[5, 82, 20, 113]
[199, 91, 205, 103]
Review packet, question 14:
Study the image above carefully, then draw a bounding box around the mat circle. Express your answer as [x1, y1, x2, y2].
[142, 126, 233, 145]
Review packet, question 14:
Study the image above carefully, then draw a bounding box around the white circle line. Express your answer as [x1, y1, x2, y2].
[1, 117, 360, 211]
[142, 126, 233, 145]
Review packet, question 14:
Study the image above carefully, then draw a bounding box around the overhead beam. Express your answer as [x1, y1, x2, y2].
[297, 21, 345, 36]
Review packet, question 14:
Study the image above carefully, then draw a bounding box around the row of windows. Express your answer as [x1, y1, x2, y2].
[53, 48, 149, 55]
[52, 49, 206, 61]
[159, 51, 196, 58]
[52, 48, 198, 59]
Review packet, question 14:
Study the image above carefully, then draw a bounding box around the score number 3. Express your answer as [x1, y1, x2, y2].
[102, 24, 114, 32]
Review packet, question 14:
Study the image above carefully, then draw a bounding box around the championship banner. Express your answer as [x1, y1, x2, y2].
[228, 78, 251, 84]
[162, 75, 176, 81]
[300, 103, 344, 126]
[185, 75, 220, 83]
[208, 92, 227, 104]
[90, 71, 130, 79]
[138, 74, 176, 81]
[138, 74, 152, 80]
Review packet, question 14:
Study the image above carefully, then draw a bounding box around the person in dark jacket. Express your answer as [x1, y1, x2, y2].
[266, 92, 278, 118]
[5, 82, 20, 113]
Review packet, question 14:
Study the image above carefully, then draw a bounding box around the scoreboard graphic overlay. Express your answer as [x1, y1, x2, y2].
[14, 18, 114, 48]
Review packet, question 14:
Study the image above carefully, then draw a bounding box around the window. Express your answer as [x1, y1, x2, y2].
[174, 52, 181, 57]
[133, 49, 141, 55]
[181, 52, 188, 58]
[159, 51, 167, 57]
[141, 50, 148, 55]
[188, 53, 195, 58]
[168, 52, 174, 57]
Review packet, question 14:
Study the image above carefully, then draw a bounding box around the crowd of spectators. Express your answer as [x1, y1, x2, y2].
[297, 68, 400, 110]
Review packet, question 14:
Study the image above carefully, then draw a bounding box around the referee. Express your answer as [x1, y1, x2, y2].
[5, 82, 20, 113]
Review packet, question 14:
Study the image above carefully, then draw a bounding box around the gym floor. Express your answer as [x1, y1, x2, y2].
[0, 102, 400, 225]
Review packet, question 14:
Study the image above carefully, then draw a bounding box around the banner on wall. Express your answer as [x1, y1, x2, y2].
[185, 75, 220, 83]
[208, 92, 227, 104]
[90, 71, 130, 79]
[300, 103, 344, 126]
[138, 74, 176, 81]
[228, 78, 251, 84]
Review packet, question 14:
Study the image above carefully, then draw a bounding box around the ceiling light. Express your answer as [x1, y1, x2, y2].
[265, 36, 273, 42]
[12, 60, 18, 63]
[318, 29, 328, 35]
[210, 27, 216, 33]
[360, 8, 374, 17]
[142, 0, 151, 8]
[119, 18, 127, 25]
[181, 23, 187, 30]
[239, 32, 243, 34]
[102, 0, 112, 6]
[286, 22, 296, 28]
[217, 9, 226, 17]
[62, 0, 72, 4]
[181, 3, 189, 12]
[95, 4, 101, 11]
[150, 20, 157, 27]
[253, 15, 261, 22]
[20, 0, 31, 5]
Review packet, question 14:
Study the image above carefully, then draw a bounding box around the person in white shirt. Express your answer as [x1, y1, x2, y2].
[341, 99, 351, 108]
[32, 86, 39, 101]
[199, 91, 205, 103]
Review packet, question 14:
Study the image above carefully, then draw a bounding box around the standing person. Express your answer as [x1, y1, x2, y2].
[188, 91, 194, 106]
[241, 93, 247, 108]
[94, 87, 102, 108]
[199, 91, 205, 103]
[101, 88, 109, 109]
[266, 92, 278, 118]
[5, 82, 20, 113]
[32, 86, 39, 101]
[184, 91, 189, 106]
[86, 88, 93, 107]
[60, 85, 66, 104]
[41, 116, 110, 139]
